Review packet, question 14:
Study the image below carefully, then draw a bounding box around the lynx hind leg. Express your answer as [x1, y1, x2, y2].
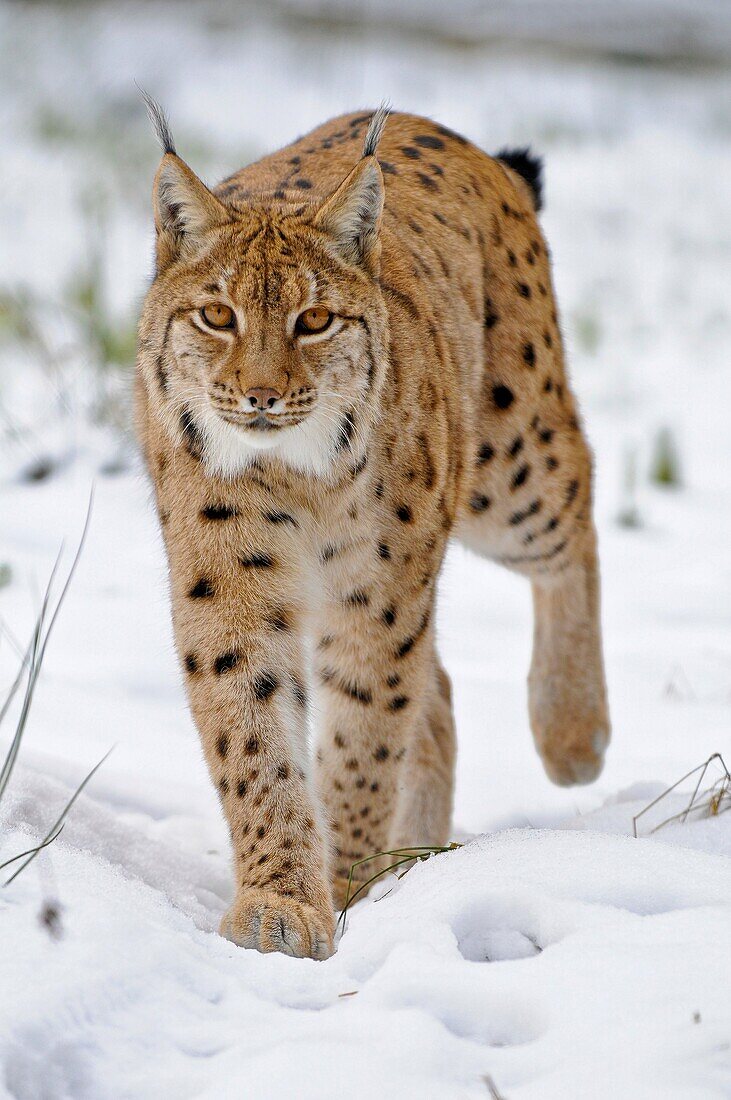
[458, 190, 610, 784]
[459, 419, 610, 785]
[459, 403, 610, 785]
[528, 525, 610, 785]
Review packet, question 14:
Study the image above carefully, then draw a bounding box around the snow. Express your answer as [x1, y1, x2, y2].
[3, 777, 731, 1098]
[2, 3, 731, 1097]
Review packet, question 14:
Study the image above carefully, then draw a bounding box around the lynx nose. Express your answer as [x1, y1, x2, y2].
[244, 387, 282, 410]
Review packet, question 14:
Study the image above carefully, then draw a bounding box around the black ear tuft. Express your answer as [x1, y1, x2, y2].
[362, 103, 391, 159]
[496, 146, 544, 212]
[139, 86, 176, 156]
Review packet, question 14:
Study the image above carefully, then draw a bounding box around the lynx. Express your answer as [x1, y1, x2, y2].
[135, 101, 610, 959]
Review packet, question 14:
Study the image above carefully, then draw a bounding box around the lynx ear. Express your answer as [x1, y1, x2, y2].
[314, 156, 384, 274]
[313, 107, 390, 274]
[141, 91, 230, 269]
[153, 155, 231, 269]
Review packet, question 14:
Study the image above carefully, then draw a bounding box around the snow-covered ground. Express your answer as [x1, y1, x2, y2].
[1, 3, 731, 1097]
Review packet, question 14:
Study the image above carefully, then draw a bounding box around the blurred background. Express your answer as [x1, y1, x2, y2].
[2, 0, 731, 483]
[1, 0, 730, 833]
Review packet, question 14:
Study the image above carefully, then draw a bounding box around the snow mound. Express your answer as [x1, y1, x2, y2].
[2, 768, 730, 1099]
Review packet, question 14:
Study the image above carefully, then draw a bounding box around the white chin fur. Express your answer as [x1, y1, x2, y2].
[195, 401, 340, 480]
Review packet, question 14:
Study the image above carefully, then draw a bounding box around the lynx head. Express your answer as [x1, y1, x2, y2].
[138, 97, 390, 479]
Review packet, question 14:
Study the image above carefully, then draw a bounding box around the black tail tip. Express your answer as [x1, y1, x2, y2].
[496, 146, 543, 212]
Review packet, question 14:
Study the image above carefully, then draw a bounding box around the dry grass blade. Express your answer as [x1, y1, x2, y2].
[633, 752, 731, 837]
[337, 843, 461, 934]
[0, 551, 61, 802]
[4, 747, 112, 886]
[0, 824, 65, 873]
[483, 1074, 508, 1099]
[0, 491, 107, 887]
[0, 490, 93, 804]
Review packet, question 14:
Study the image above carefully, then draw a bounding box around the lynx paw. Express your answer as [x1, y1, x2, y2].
[537, 724, 609, 787]
[220, 888, 335, 959]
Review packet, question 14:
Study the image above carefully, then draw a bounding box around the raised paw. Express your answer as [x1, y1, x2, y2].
[220, 888, 335, 959]
[534, 721, 609, 787]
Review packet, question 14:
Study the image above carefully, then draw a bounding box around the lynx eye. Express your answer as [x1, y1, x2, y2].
[201, 303, 235, 330]
[295, 306, 333, 336]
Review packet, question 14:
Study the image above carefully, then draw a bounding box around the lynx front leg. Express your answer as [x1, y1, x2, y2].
[314, 577, 450, 909]
[159, 471, 334, 958]
[529, 526, 610, 785]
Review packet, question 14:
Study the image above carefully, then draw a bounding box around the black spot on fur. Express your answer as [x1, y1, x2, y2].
[470, 494, 491, 514]
[517, 283, 531, 299]
[240, 553, 274, 568]
[246, 736, 260, 755]
[511, 464, 531, 490]
[546, 456, 559, 471]
[179, 408, 204, 459]
[320, 667, 372, 705]
[484, 300, 499, 329]
[264, 510, 298, 527]
[294, 178, 312, 189]
[436, 124, 468, 146]
[415, 134, 445, 150]
[253, 672, 279, 701]
[523, 343, 536, 367]
[417, 172, 439, 192]
[201, 503, 237, 521]
[509, 500, 542, 526]
[382, 606, 396, 627]
[237, 779, 247, 797]
[379, 160, 397, 175]
[496, 147, 544, 211]
[217, 734, 229, 758]
[402, 146, 421, 159]
[345, 590, 369, 608]
[395, 610, 431, 659]
[478, 442, 495, 465]
[396, 504, 412, 523]
[388, 696, 409, 711]
[508, 436, 524, 458]
[493, 385, 514, 410]
[378, 543, 391, 560]
[374, 745, 390, 761]
[189, 578, 215, 599]
[566, 479, 579, 505]
[215, 652, 240, 675]
[184, 654, 198, 674]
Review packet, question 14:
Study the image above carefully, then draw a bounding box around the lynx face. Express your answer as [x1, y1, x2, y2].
[141, 124, 388, 479]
